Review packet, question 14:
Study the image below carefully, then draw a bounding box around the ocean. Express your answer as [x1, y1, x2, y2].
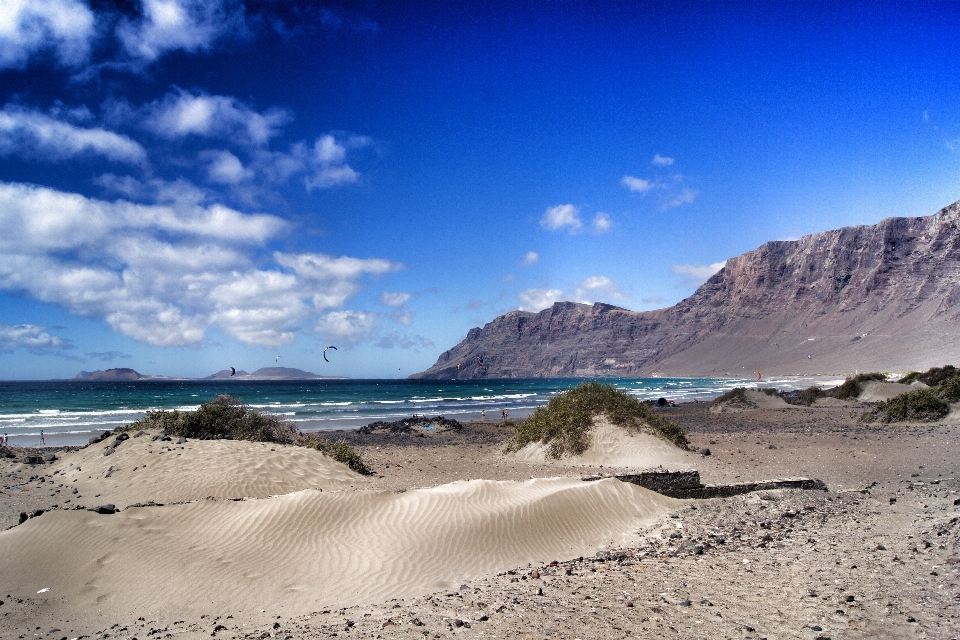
[0, 376, 822, 447]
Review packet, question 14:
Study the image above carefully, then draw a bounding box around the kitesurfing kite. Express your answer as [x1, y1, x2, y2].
[275, 355, 281, 363]
[754, 370, 762, 382]
[323, 345, 338, 362]
[230, 367, 236, 376]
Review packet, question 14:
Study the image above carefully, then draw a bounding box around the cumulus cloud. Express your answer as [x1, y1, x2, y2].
[116, 0, 245, 63]
[521, 251, 539, 266]
[376, 331, 433, 350]
[0, 323, 69, 353]
[0, 0, 95, 69]
[144, 89, 290, 146]
[573, 276, 626, 303]
[200, 149, 252, 184]
[672, 261, 726, 283]
[664, 187, 698, 209]
[652, 154, 674, 166]
[380, 291, 411, 307]
[315, 310, 378, 343]
[305, 134, 369, 190]
[592, 212, 611, 233]
[621, 175, 655, 193]
[518, 288, 564, 312]
[0, 181, 402, 347]
[540, 204, 581, 233]
[0, 105, 147, 164]
[500, 274, 515, 282]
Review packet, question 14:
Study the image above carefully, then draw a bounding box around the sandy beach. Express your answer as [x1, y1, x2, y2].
[1, 396, 958, 639]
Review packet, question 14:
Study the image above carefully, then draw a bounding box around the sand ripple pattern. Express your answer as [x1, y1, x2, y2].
[0, 478, 678, 620]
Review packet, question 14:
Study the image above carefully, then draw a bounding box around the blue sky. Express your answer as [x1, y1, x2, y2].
[1, 0, 959, 380]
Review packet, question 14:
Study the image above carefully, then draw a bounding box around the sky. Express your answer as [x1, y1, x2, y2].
[1, 0, 960, 380]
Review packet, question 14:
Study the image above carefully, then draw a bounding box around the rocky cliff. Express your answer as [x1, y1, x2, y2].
[413, 200, 960, 378]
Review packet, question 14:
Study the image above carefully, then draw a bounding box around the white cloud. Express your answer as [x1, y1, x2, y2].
[540, 204, 582, 233]
[116, 0, 244, 63]
[664, 187, 698, 209]
[315, 310, 378, 343]
[0, 0, 95, 69]
[652, 154, 674, 166]
[144, 89, 289, 146]
[380, 291, 411, 307]
[0, 105, 147, 164]
[0, 323, 67, 352]
[672, 261, 726, 282]
[0, 181, 402, 347]
[521, 251, 539, 266]
[592, 212, 611, 233]
[376, 331, 433, 349]
[621, 175, 655, 193]
[518, 288, 564, 312]
[573, 276, 626, 303]
[500, 273, 515, 282]
[305, 134, 368, 190]
[200, 149, 252, 184]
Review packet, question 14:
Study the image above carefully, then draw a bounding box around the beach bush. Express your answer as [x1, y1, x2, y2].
[127, 395, 299, 443]
[507, 381, 688, 458]
[124, 395, 370, 474]
[296, 434, 371, 475]
[790, 386, 825, 406]
[710, 387, 750, 407]
[834, 372, 887, 400]
[899, 365, 959, 386]
[937, 375, 960, 403]
[864, 388, 949, 423]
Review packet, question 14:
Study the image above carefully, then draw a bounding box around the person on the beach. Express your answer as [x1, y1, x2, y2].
[39, 430, 45, 445]
[481, 409, 485, 420]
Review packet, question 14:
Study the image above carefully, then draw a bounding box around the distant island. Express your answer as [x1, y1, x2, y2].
[74, 367, 345, 381]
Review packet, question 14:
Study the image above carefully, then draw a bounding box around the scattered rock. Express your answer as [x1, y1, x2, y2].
[699, 448, 711, 456]
[177, 437, 187, 444]
[96, 504, 117, 514]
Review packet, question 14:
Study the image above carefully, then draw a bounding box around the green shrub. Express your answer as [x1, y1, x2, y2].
[126, 394, 298, 443]
[125, 395, 370, 474]
[792, 386, 825, 406]
[297, 434, 371, 475]
[711, 387, 750, 407]
[507, 381, 688, 458]
[899, 365, 959, 387]
[937, 375, 960, 403]
[865, 389, 949, 423]
[834, 372, 887, 400]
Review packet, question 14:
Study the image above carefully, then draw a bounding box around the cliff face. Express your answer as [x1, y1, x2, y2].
[413, 201, 960, 379]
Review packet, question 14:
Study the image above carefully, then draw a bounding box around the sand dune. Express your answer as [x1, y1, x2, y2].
[858, 380, 929, 401]
[0, 477, 678, 625]
[513, 417, 696, 469]
[50, 435, 364, 508]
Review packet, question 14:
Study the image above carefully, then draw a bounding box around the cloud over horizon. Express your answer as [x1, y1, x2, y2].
[0, 181, 402, 347]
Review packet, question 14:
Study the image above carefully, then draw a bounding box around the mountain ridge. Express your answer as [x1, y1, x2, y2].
[412, 200, 960, 379]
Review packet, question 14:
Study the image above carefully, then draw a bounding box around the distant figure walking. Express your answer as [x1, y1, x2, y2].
[481, 409, 486, 420]
[38, 430, 45, 445]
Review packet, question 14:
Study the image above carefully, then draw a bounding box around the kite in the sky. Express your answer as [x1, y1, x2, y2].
[754, 370, 762, 382]
[230, 367, 236, 376]
[323, 346, 338, 362]
[275, 356, 281, 363]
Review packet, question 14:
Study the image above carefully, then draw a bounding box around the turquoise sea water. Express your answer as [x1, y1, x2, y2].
[0, 376, 809, 446]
